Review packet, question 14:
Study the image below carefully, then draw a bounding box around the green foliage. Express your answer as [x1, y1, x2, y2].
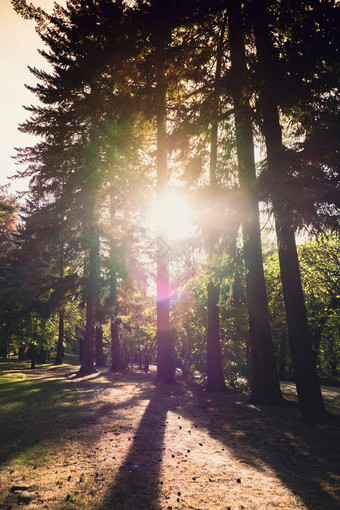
[298, 235, 340, 382]
[6, 0, 339, 392]
[171, 255, 251, 386]
[118, 281, 157, 369]
[264, 235, 340, 383]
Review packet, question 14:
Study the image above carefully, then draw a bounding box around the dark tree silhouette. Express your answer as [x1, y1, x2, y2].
[250, 0, 326, 420]
[227, 0, 283, 404]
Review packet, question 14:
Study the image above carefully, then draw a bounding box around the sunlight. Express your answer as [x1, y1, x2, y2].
[147, 190, 196, 241]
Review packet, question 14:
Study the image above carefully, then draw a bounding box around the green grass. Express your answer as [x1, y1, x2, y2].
[0, 361, 75, 467]
[14, 445, 50, 467]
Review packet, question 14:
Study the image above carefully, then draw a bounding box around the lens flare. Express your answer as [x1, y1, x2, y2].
[147, 190, 196, 241]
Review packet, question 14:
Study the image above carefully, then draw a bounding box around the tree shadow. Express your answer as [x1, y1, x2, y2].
[100, 386, 170, 510]
[1, 364, 339, 509]
[177, 382, 340, 510]
[0, 366, 157, 468]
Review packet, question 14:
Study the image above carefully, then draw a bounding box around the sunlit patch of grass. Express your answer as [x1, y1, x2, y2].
[14, 445, 50, 468]
[91, 376, 114, 384]
[0, 370, 28, 382]
[0, 366, 80, 469]
[0, 400, 23, 412]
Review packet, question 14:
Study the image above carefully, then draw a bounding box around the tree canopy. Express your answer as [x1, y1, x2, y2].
[2, 0, 339, 422]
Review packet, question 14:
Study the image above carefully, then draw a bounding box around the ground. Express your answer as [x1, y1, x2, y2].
[0, 362, 339, 510]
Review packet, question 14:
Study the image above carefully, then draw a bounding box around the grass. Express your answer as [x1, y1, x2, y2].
[0, 367, 71, 466]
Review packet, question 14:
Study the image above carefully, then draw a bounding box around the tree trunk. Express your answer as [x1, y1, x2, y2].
[111, 319, 121, 371]
[37, 348, 47, 364]
[109, 188, 122, 372]
[206, 12, 227, 393]
[155, 35, 175, 384]
[144, 356, 151, 372]
[275, 223, 325, 418]
[207, 281, 227, 391]
[78, 201, 98, 375]
[55, 251, 65, 365]
[278, 335, 288, 380]
[251, 0, 325, 421]
[95, 325, 106, 367]
[30, 343, 36, 369]
[79, 339, 83, 362]
[227, 0, 283, 404]
[54, 311, 64, 365]
[18, 346, 25, 360]
[0, 344, 8, 359]
[156, 258, 174, 383]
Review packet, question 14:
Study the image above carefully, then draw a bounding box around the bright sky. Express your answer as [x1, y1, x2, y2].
[0, 0, 65, 195]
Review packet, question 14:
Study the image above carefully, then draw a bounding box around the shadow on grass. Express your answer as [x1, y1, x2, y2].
[176, 382, 340, 510]
[0, 363, 156, 469]
[1, 363, 339, 510]
[100, 388, 169, 510]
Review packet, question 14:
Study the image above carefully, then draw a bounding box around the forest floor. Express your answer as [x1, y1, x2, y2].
[0, 362, 339, 510]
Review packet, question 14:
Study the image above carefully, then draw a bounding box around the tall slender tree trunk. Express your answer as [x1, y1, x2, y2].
[111, 318, 120, 370]
[251, 0, 325, 420]
[95, 324, 106, 367]
[110, 267, 121, 372]
[155, 35, 174, 384]
[227, 0, 283, 404]
[30, 343, 36, 369]
[55, 312, 64, 365]
[95, 289, 105, 367]
[18, 346, 25, 360]
[78, 194, 98, 375]
[55, 253, 64, 365]
[207, 281, 226, 391]
[207, 13, 227, 393]
[109, 188, 121, 371]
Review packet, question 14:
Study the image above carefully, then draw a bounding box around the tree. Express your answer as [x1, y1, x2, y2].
[13, 0, 143, 375]
[0, 188, 19, 359]
[206, 12, 228, 393]
[250, 0, 327, 420]
[265, 235, 340, 384]
[298, 236, 340, 381]
[226, 0, 283, 404]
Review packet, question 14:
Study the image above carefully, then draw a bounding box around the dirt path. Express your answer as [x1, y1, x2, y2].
[0, 365, 339, 510]
[280, 381, 340, 415]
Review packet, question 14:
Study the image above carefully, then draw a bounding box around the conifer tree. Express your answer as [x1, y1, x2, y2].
[249, 0, 339, 420]
[226, 0, 283, 404]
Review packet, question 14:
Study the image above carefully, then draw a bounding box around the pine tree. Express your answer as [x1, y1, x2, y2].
[13, 0, 144, 374]
[206, 11, 228, 393]
[249, 0, 339, 420]
[226, 0, 283, 404]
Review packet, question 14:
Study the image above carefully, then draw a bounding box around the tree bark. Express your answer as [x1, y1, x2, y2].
[155, 33, 175, 384]
[206, 13, 227, 393]
[18, 345, 25, 360]
[54, 251, 64, 365]
[111, 319, 120, 371]
[275, 223, 325, 418]
[37, 348, 47, 364]
[109, 189, 121, 371]
[227, 0, 283, 404]
[95, 324, 106, 367]
[30, 343, 36, 369]
[55, 311, 64, 365]
[207, 281, 227, 391]
[78, 196, 98, 375]
[251, 0, 325, 420]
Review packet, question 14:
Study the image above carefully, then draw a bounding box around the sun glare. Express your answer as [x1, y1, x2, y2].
[147, 190, 196, 241]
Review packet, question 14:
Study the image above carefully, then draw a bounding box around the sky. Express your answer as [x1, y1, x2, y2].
[0, 0, 65, 195]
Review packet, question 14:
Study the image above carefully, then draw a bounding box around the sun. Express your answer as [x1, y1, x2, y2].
[147, 189, 196, 241]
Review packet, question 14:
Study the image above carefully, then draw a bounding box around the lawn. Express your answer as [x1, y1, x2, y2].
[0, 361, 339, 509]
